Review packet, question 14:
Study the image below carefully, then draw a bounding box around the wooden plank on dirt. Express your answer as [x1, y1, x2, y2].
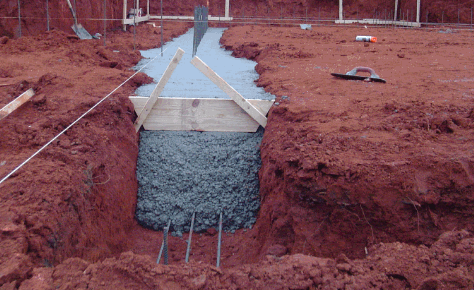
[0, 88, 35, 121]
[134, 48, 184, 132]
[190, 56, 268, 128]
[129, 97, 273, 132]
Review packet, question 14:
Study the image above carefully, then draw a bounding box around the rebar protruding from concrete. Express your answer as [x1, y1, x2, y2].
[156, 240, 164, 264]
[157, 220, 171, 264]
[185, 212, 196, 263]
[216, 212, 223, 268]
[163, 224, 169, 265]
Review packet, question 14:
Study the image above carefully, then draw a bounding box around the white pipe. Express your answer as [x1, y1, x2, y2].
[416, 0, 420, 23]
[225, 0, 229, 18]
[394, 0, 398, 21]
[122, 0, 127, 31]
[339, 0, 343, 20]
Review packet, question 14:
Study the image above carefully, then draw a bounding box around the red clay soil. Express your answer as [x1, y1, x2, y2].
[1, 7, 474, 290]
[220, 24, 474, 261]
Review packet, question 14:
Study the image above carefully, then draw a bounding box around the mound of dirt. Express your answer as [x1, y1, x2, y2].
[0, 21, 190, 284]
[14, 230, 474, 289]
[219, 24, 474, 261]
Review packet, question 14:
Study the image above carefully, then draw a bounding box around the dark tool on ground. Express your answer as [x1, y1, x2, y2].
[193, 6, 209, 57]
[331, 67, 386, 83]
[65, 0, 93, 39]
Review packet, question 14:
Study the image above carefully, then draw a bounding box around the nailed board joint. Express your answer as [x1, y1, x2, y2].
[134, 48, 185, 132]
[190, 56, 268, 128]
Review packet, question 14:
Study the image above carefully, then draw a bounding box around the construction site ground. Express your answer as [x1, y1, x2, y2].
[1, 21, 474, 289]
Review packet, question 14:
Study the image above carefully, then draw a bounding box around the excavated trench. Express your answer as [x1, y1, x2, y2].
[134, 28, 274, 236]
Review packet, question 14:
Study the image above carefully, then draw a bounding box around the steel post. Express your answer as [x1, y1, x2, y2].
[18, 0, 21, 38]
[103, 0, 106, 46]
[46, 0, 50, 31]
[160, 0, 163, 56]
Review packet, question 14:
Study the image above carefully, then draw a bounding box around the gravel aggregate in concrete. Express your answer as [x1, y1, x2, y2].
[136, 129, 263, 235]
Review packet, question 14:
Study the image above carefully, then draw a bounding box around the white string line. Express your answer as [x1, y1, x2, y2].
[0, 46, 170, 186]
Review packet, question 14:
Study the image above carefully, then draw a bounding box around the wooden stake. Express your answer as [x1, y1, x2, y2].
[191, 56, 268, 127]
[0, 88, 35, 121]
[134, 48, 185, 132]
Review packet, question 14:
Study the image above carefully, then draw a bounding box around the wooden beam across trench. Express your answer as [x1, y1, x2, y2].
[130, 97, 273, 132]
[130, 48, 273, 133]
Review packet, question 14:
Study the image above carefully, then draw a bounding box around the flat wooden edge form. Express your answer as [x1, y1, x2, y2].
[134, 47, 185, 132]
[0, 88, 35, 121]
[129, 97, 273, 133]
[190, 56, 268, 128]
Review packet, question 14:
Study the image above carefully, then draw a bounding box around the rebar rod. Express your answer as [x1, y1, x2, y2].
[156, 220, 171, 264]
[185, 212, 196, 263]
[163, 224, 169, 265]
[156, 239, 164, 264]
[216, 212, 223, 268]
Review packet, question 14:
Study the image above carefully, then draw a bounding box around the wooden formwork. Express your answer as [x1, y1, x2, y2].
[130, 48, 273, 133]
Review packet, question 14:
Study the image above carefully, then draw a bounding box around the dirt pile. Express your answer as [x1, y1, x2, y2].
[220, 24, 474, 260]
[0, 21, 189, 285]
[10, 230, 474, 289]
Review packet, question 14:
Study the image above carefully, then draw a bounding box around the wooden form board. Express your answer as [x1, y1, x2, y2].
[0, 88, 34, 121]
[130, 97, 273, 132]
[134, 48, 184, 132]
[191, 56, 268, 128]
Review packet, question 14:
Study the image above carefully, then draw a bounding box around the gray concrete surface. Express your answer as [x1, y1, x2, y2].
[136, 129, 262, 235]
[134, 28, 274, 100]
